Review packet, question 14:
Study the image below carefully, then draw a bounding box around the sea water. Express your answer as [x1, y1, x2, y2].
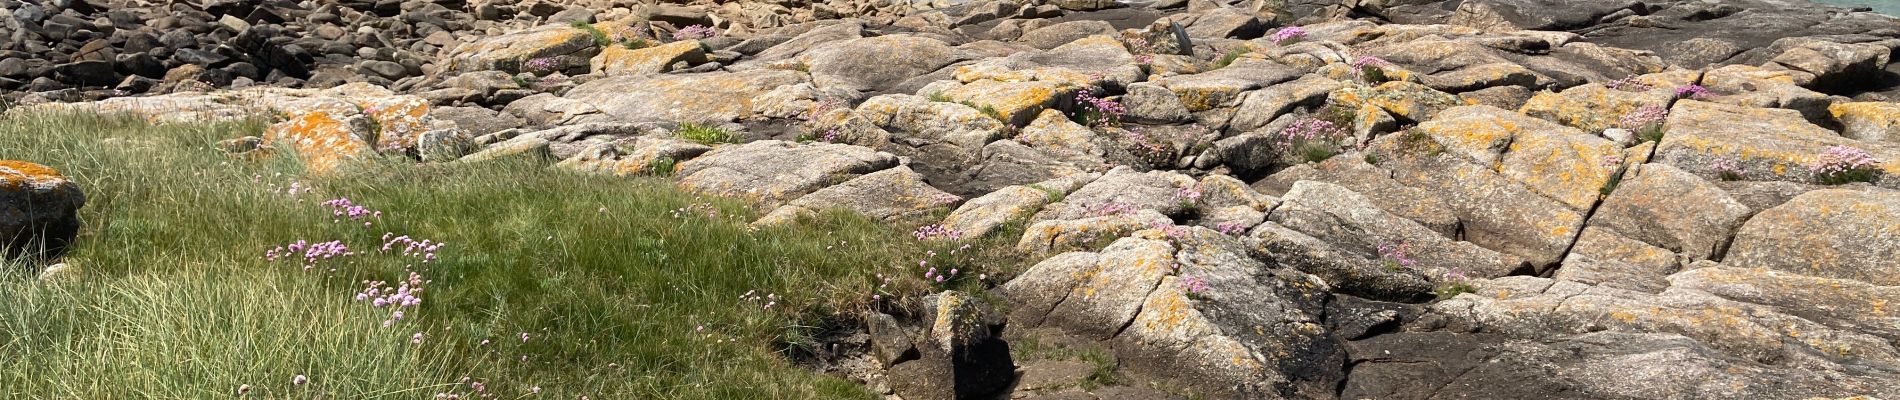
[1810, 0, 1900, 15]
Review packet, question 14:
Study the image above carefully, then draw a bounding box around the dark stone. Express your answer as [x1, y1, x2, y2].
[114, 74, 159, 94]
[229, 26, 309, 78]
[115, 52, 166, 78]
[0, 58, 28, 78]
[173, 48, 231, 66]
[52, 60, 118, 86]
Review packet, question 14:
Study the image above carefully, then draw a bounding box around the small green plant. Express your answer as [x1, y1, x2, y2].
[1213, 48, 1247, 69]
[1364, 153, 1380, 165]
[1599, 168, 1626, 196]
[1433, 268, 1477, 300]
[675, 122, 736, 145]
[1025, 183, 1065, 203]
[646, 156, 678, 176]
[928, 91, 953, 102]
[571, 21, 612, 47]
[1434, 282, 1477, 300]
[621, 37, 650, 50]
[980, 103, 1010, 121]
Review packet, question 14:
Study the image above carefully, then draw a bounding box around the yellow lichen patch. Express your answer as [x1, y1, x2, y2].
[264, 111, 371, 174]
[359, 98, 433, 151]
[0, 160, 67, 193]
[944, 80, 1068, 125]
[592, 40, 707, 76]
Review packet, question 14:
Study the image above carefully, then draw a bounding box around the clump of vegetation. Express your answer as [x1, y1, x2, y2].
[1432, 268, 1477, 300]
[1595, 154, 1628, 197]
[1275, 117, 1350, 164]
[1025, 183, 1065, 203]
[1212, 48, 1248, 69]
[1351, 55, 1393, 84]
[1072, 88, 1124, 128]
[1710, 157, 1745, 181]
[674, 122, 737, 145]
[1618, 105, 1668, 143]
[1810, 145, 1883, 185]
[0, 112, 1026, 399]
[570, 21, 613, 48]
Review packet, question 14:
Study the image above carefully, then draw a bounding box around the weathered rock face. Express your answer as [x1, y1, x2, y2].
[562, 70, 807, 124]
[445, 23, 611, 74]
[800, 35, 960, 93]
[1587, 164, 1751, 263]
[755, 166, 959, 226]
[1267, 181, 1528, 293]
[1655, 100, 1900, 188]
[673, 141, 898, 209]
[1724, 188, 1900, 285]
[590, 40, 710, 76]
[1, 161, 85, 262]
[1002, 229, 1344, 398]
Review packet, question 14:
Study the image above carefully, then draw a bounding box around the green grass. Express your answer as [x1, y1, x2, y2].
[675, 123, 737, 145]
[0, 113, 1024, 398]
[570, 21, 612, 48]
[1212, 48, 1247, 70]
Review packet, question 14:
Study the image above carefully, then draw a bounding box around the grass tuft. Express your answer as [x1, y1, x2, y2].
[675, 123, 738, 145]
[0, 112, 1025, 399]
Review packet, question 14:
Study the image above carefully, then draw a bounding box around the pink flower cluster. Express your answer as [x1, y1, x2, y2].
[381, 233, 445, 263]
[1377, 243, 1416, 270]
[1618, 105, 1668, 130]
[1075, 88, 1125, 125]
[1350, 55, 1390, 69]
[820, 129, 842, 142]
[265, 240, 355, 271]
[1605, 75, 1654, 92]
[523, 56, 564, 74]
[1214, 221, 1248, 236]
[923, 262, 959, 284]
[1087, 202, 1139, 217]
[1279, 118, 1344, 145]
[1271, 26, 1308, 44]
[1674, 84, 1711, 100]
[1810, 145, 1880, 177]
[1710, 157, 1744, 179]
[1600, 154, 1624, 169]
[356, 271, 427, 327]
[321, 197, 382, 227]
[913, 224, 964, 241]
[674, 24, 718, 40]
[1175, 185, 1203, 200]
[1179, 275, 1210, 295]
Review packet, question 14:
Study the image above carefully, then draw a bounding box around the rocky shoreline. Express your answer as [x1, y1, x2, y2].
[6, 0, 1900, 398]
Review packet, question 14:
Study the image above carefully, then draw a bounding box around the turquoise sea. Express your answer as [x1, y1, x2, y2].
[1812, 0, 1900, 15]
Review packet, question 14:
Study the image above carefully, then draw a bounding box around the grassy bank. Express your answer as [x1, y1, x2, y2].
[0, 113, 1022, 398]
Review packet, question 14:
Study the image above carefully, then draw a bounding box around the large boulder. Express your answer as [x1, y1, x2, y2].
[1654, 100, 1900, 188]
[755, 166, 959, 226]
[673, 141, 898, 208]
[444, 23, 611, 74]
[1001, 229, 1344, 398]
[590, 40, 709, 76]
[1269, 181, 1531, 285]
[1, 161, 84, 262]
[563, 70, 807, 124]
[1829, 101, 1900, 144]
[1587, 164, 1751, 262]
[1411, 105, 1621, 211]
[1724, 188, 1900, 285]
[801, 35, 960, 92]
